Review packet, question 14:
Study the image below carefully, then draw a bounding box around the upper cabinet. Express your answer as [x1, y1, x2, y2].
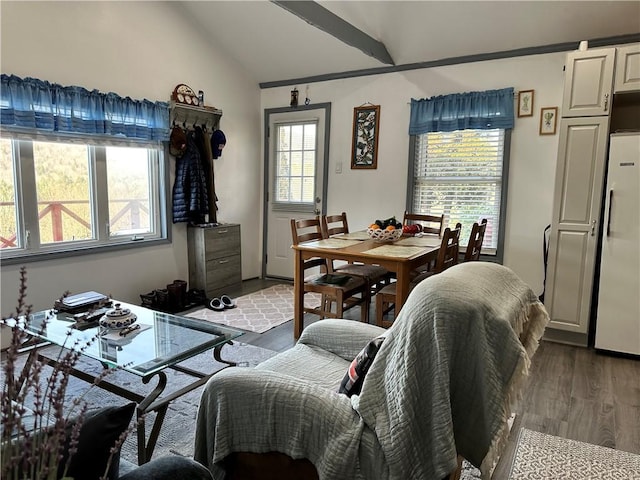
[614, 44, 640, 93]
[562, 48, 615, 117]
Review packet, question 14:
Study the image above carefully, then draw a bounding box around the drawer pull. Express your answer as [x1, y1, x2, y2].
[218, 259, 230, 264]
[217, 230, 229, 234]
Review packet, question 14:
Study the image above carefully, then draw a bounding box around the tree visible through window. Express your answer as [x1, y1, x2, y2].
[411, 128, 504, 255]
[274, 121, 317, 204]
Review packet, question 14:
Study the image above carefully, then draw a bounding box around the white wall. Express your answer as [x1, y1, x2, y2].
[260, 53, 565, 292]
[0, 1, 262, 311]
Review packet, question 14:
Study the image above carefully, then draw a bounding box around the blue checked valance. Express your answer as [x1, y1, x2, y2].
[409, 87, 514, 135]
[0, 74, 169, 142]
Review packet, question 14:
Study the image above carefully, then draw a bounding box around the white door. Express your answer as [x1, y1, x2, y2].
[263, 105, 330, 279]
[544, 116, 610, 333]
[562, 48, 615, 117]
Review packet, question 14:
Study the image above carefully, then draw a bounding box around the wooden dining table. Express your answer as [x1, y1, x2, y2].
[291, 232, 442, 338]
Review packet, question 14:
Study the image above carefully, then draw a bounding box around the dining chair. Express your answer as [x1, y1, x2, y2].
[291, 217, 370, 323]
[375, 224, 461, 327]
[463, 219, 488, 262]
[403, 211, 445, 236]
[321, 212, 392, 293]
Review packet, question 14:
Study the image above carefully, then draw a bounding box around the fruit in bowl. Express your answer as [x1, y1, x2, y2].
[368, 216, 403, 242]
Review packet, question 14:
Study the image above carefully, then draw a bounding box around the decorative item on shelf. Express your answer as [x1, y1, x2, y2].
[517, 89, 534, 117]
[305, 85, 311, 105]
[172, 83, 200, 106]
[367, 216, 403, 242]
[539, 106, 558, 135]
[290, 87, 299, 107]
[351, 103, 380, 169]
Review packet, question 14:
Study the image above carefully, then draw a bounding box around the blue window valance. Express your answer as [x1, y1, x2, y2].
[0, 74, 169, 142]
[409, 87, 514, 135]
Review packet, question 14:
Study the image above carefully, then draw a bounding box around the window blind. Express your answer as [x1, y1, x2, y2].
[412, 128, 504, 254]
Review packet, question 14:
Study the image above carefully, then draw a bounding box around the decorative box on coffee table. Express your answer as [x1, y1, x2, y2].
[187, 224, 242, 298]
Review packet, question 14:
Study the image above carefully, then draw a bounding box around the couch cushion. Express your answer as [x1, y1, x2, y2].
[256, 343, 350, 391]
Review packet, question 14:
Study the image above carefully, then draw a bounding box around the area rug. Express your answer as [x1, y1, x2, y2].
[508, 428, 640, 479]
[185, 284, 321, 333]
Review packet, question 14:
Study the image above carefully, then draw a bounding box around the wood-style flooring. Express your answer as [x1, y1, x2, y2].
[223, 278, 640, 477]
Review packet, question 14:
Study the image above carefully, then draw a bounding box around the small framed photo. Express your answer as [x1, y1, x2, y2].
[517, 90, 534, 117]
[539, 107, 558, 135]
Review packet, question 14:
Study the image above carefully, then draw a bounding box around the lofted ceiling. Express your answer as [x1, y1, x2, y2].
[177, 1, 640, 87]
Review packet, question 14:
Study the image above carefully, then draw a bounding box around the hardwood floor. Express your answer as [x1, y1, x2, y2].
[224, 278, 640, 477]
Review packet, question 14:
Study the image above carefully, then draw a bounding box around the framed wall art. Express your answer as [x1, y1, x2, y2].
[517, 90, 534, 117]
[539, 107, 558, 135]
[351, 104, 380, 169]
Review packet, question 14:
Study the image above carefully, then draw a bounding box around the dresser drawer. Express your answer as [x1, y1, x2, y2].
[203, 225, 241, 259]
[205, 254, 242, 294]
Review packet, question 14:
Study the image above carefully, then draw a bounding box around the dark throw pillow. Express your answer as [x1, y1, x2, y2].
[60, 402, 136, 480]
[338, 336, 384, 397]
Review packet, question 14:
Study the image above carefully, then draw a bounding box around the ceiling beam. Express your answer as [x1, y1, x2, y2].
[272, 1, 394, 66]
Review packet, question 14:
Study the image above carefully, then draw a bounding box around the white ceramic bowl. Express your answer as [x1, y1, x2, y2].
[367, 227, 403, 242]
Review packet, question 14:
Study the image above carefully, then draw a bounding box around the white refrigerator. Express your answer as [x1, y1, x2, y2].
[595, 132, 640, 355]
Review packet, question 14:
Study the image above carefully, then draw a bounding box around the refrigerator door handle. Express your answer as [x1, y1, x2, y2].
[606, 189, 613, 237]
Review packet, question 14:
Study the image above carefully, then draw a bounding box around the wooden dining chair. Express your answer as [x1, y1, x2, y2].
[375, 224, 461, 327]
[291, 217, 370, 323]
[463, 218, 488, 262]
[403, 211, 445, 236]
[321, 212, 392, 293]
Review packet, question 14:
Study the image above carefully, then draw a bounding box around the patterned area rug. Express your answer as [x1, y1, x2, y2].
[509, 428, 640, 479]
[185, 284, 321, 333]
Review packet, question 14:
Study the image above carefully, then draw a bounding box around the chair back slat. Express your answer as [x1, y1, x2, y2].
[322, 212, 349, 238]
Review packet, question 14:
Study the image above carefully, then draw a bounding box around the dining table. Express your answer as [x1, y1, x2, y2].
[291, 231, 442, 338]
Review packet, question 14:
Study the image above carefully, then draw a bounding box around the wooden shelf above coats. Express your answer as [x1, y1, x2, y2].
[170, 101, 222, 130]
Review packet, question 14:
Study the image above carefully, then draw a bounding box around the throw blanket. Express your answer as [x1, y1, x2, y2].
[353, 262, 549, 479]
[194, 262, 549, 479]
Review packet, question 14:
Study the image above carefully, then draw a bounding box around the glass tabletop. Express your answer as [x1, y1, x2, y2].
[25, 302, 244, 377]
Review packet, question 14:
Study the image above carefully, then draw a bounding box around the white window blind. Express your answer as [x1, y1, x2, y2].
[412, 128, 504, 254]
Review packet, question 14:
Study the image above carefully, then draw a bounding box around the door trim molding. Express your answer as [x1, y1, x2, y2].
[262, 103, 332, 278]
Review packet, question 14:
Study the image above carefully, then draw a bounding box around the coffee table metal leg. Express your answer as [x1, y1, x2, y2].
[136, 370, 168, 464]
[213, 340, 237, 367]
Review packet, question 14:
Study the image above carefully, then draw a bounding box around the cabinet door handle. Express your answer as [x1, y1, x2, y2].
[603, 93, 609, 112]
[218, 259, 229, 264]
[590, 219, 597, 236]
[606, 189, 613, 237]
[217, 229, 228, 234]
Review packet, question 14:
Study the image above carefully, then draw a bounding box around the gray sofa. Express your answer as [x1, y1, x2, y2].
[194, 262, 550, 480]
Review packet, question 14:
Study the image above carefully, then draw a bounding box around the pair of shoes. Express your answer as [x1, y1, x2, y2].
[207, 294, 236, 311]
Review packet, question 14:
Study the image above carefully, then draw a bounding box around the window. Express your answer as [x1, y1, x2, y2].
[0, 136, 167, 263]
[274, 121, 317, 205]
[410, 128, 507, 256]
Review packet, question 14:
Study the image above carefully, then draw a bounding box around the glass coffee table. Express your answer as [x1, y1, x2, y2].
[22, 302, 244, 464]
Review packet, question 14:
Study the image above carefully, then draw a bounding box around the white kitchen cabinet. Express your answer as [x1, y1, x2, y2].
[544, 116, 610, 334]
[614, 44, 640, 93]
[562, 48, 615, 117]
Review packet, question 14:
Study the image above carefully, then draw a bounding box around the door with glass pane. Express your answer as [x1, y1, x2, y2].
[264, 106, 329, 279]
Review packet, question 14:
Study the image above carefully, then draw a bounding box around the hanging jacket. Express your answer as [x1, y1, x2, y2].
[172, 130, 209, 223]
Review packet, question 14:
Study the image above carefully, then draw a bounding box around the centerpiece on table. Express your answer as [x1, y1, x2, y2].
[367, 216, 403, 242]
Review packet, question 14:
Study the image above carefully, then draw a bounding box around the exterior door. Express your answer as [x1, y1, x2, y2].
[263, 104, 330, 279]
[544, 116, 610, 333]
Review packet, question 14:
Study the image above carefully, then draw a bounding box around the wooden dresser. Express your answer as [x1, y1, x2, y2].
[187, 224, 242, 298]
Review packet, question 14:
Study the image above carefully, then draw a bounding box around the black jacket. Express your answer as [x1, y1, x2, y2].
[172, 131, 208, 223]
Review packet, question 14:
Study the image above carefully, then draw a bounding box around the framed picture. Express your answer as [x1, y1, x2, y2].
[539, 107, 558, 135]
[517, 90, 534, 117]
[351, 104, 380, 169]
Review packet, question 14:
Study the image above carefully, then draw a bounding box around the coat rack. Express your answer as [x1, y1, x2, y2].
[170, 101, 223, 130]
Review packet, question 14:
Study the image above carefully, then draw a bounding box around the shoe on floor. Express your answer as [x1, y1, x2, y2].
[207, 298, 225, 311]
[220, 294, 236, 309]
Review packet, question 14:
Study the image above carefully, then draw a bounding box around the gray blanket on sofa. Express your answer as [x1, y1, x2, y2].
[194, 262, 549, 479]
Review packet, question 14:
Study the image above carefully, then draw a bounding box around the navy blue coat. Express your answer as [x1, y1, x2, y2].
[172, 131, 209, 223]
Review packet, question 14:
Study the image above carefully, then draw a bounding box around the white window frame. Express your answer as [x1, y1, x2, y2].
[407, 128, 510, 261]
[0, 135, 169, 265]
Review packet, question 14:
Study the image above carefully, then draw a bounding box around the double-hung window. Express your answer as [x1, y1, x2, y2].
[411, 128, 506, 256]
[0, 74, 169, 264]
[408, 87, 514, 260]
